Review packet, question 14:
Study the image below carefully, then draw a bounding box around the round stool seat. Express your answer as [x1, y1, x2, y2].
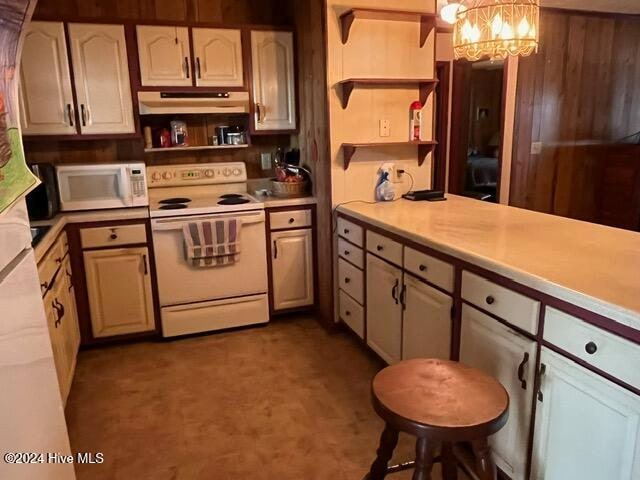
[372, 358, 509, 440]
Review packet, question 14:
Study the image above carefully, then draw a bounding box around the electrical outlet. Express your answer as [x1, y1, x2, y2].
[379, 119, 390, 137]
[261, 153, 272, 170]
[380, 162, 402, 184]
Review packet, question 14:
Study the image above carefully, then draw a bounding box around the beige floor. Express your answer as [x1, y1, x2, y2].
[67, 316, 464, 479]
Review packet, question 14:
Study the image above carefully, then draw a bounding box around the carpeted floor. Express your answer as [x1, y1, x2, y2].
[66, 316, 465, 479]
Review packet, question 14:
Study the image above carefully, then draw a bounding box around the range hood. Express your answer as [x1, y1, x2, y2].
[137, 91, 250, 115]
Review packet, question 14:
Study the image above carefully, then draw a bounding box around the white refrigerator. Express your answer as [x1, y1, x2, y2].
[0, 200, 75, 479]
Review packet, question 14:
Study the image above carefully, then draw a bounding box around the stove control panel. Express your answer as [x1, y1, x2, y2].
[147, 162, 248, 188]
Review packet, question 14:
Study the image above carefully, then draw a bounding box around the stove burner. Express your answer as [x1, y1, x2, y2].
[159, 204, 189, 210]
[218, 197, 250, 205]
[159, 197, 192, 204]
[219, 193, 243, 199]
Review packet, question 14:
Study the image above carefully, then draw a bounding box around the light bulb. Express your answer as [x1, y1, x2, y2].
[492, 14, 503, 38]
[518, 17, 530, 38]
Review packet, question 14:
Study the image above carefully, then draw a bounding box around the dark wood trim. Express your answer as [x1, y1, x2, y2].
[434, 61, 450, 191]
[495, 60, 508, 202]
[540, 6, 640, 20]
[31, 15, 295, 29]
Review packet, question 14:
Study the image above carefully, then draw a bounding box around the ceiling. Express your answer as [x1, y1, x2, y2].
[436, 1, 640, 15]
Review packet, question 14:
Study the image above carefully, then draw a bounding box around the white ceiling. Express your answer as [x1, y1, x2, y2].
[436, 1, 640, 15]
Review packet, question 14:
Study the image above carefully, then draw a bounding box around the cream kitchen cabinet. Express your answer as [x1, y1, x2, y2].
[366, 254, 403, 364]
[459, 305, 537, 480]
[192, 28, 244, 87]
[401, 275, 452, 361]
[250, 30, 296, 132]
[532, 347, 640, 480]
[84, 246, 155, 338]
[136, 25, 191, 87]
[67, 23, 135, 134]
[271, 228, 314, 311]
[19, 21, 76, 135]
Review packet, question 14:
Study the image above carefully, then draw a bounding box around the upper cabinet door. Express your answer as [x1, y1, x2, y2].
[137, 26, 191, 87]
[192, 28, 243, 87]
[250, 30, 296, 132]
[19, 21, 76, 135]
[68, 24, 135, 134]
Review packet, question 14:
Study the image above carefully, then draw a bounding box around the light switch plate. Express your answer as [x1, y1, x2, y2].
[261, 153, 272, 170]
[379, 119, 390, 137]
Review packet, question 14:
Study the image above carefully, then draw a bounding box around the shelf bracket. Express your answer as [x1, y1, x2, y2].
[418, 143, 436, 167]
[420, 16, 436, 48]
[343, 145, 356, 170]
[341, 81, 356, 109]
[341, 11, 356, 44]
[419, 81, 438, 107]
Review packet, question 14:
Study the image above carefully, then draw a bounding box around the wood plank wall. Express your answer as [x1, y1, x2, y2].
[25, 0, 295, 176]
[510, 9, 640, 229]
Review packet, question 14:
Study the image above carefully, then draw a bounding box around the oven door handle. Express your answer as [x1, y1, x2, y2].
[151, 212, 265, 231]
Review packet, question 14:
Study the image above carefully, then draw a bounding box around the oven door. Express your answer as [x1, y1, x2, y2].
[57, 164, 131, 211]
[151, 210, 268, 307]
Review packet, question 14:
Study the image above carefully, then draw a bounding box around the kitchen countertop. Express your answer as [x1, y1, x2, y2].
[256, 194, 317, 208]
[338, 195, 640, 332]
[32, 208, 149, 263]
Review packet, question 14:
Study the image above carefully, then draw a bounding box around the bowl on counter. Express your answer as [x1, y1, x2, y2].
[270, 179, 309, 197]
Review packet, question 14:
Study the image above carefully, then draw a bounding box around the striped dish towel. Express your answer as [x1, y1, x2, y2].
[182, 219, 242, 267]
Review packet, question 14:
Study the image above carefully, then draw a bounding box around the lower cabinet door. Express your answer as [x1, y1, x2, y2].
[402, 275, 452, 360]
[44, 287, 68, 399]
[366, 254, 403, 364]
[532, 347, 640, 480]
[271, 228, 314, 311]
[84, 247, 155, 338]
[460, 305, 537, 480]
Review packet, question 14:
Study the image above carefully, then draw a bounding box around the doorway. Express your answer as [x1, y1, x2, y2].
[449, 59, 506, 202]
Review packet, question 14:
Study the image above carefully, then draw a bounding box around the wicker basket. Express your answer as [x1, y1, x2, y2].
[271, 179, 308, 197]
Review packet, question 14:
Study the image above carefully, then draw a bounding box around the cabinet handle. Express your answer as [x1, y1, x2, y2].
[55, 256, 63, 264]
[80, 104, 87, 126]
[196, 57, 201, 78]
[485, 295, 495, 305]
[345, 310, 351, 316]
[537, 363, 546, 402]
[419, 264, 427, 272]
[67, 104, 74, 127]
[184, 57, 190, 78]
[376, 245, 383, 252]
[273, 240, 278, 259]
[142, 254, 148, 275]
[66, 268, 73, 291]
[288, 218, 295, 224]
[343, 250, 350, 256]
[391, 279, 399, 304]
[344, 277, 351, 284]
[585, 341, 598, 355]
[400, 284, 407, 310]
[110, 229, 118, 240]
[343, 228, 350, 234]
[40, 281, 49, 294]
[517, 352, 529, 390]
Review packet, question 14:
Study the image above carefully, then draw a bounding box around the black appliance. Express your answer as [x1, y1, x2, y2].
[25, 163, 59, 220]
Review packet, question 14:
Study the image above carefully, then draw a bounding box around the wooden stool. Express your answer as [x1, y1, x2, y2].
[366, 359, 509, 480]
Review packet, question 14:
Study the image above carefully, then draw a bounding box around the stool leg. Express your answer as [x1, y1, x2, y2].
[441, 442, 458, 480]
[367, 423, 399, 480]
[472, 438, 496, 480]
[412, 437, 436, 480]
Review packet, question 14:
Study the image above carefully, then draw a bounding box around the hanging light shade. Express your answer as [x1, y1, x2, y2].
[453, 0, 539, 61]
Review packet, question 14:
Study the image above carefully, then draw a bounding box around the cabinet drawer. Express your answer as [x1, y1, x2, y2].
[544, 307, 640, 389]
[339, 290, 364, 339]
[366, 231, 402, 267]
[461, 271, 539, 334]
[337, 217, 363, 247]
[270, 209, 312, 230]
[404, 247, 454, 293]
[80, 223, 147, 249]
[338, 258, 364, 304]
[338, 237, 364, 269]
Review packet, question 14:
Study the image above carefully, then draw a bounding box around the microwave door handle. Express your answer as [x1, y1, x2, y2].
[120, 167, 133, 206]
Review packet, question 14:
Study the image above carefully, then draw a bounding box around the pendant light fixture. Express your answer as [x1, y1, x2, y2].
[453, 0, 539, 61]
[440, 2, 464, 25]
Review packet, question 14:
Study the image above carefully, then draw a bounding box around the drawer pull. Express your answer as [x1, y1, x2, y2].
[344, 277, 351, 284]
[485, 295, 495, 305]
[585, 341, 598, 355]
[419, 264, 427, 272]
[344, 250, 350, 256]
[343, 228, 350, 234]
[345, 310, 351, 316]
[376, 245, 384, 251]
[288, 218, 295, 224]
[391, 279, 399, 304]
[110, 229, 118, 240]
[517, 352, 529, 390]
[55, 256, 63, 264]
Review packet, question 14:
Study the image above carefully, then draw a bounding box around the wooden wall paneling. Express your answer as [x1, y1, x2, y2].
[448, 60, 472, 194]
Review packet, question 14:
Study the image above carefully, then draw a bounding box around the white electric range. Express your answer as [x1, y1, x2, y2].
[147, 162, 269, 337]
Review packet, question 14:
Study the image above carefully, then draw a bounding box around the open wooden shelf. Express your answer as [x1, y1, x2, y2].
[337, 78, 439, 109]
[339, 8, 437, 46]
[144, 144, 249, 153]
[341, 141, 437, 170]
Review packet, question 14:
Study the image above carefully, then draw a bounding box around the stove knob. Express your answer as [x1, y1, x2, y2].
[204, 169, 214, 178]
[232, 168, 242, 176]
[162, 172, 172, 180]
[223, 168, 232, 177]
[152, 172, 162, 181]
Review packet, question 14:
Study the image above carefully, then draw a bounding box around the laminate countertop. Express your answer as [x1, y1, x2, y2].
[338, 195, 640, 332]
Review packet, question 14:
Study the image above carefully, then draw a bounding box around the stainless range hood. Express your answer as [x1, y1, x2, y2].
[137, 91, 250, 115]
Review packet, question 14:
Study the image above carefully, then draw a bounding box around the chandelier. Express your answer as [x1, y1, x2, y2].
[453, 0, 540, 61]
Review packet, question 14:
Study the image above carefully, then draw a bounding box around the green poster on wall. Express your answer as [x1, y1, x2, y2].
[0, 0, 38, 215]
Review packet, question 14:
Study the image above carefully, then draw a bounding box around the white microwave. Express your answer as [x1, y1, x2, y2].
[56, 163, 148, 211]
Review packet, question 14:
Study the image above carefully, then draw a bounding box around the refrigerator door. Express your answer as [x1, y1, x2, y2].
[0, 199, 31, 272]
[0, 248, 75, 479]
